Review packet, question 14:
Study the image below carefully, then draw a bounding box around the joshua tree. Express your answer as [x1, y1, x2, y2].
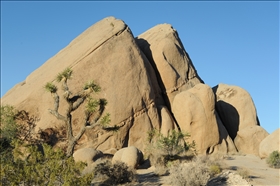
[45, 67, 110, 157]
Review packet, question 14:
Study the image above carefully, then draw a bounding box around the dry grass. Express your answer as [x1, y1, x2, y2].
[266, 151, 280, 169]
[168, 156, 210, 186]
[237, 167, 250, 181]
[167, 155, 223, 186]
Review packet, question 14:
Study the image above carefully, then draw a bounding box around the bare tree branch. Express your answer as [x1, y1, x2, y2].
[48, 109, 66, 121]
[72, 96, 86, 111]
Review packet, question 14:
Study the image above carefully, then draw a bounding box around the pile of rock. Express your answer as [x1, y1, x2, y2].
[1, 16, 278, 159]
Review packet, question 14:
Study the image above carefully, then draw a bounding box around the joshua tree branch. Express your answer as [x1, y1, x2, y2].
[53, 92, 60, 112]
[49, 92, 66, 121]
[72, 96, 87, 111]
[48, 109, 66, 121]
[85, 122, 100, 129]
[73, 126, 86, 142]
[62, 80, 71, 100]
[89, 103, 105, 126]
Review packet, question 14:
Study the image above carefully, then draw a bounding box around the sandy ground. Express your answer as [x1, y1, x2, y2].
[135, 154, 280, 186]
[222, 154, 279, 186]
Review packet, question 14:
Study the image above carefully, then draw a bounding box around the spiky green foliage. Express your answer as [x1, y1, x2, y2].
[86, 97, 100, 113]
[56, 67, 73, 82]
[99, 98, 108, 107]
[100, 113, 111, 126]
[1, 141, 94, 185]
[46, 68, 112, 157]
[156, 130, 195, 159]
[146, 129, 196, 167]
[84, 80, 101, 92]
[266, 151, 280, 168]
[44, 82, 58, 93]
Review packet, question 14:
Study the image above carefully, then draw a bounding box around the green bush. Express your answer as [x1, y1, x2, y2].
[93, 160, 136, 185]
[146, 129, 195, 167]
[0, 105, 95, 185]
[1, 141, 94, 185]
[266, 151, 280, 168]
[0, 105, 18, 145]
[209, 164, 221, 177]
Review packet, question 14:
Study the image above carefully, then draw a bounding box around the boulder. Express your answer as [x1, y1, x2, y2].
[234, 126, 269, 155]
[1, 16, 170, 152]
[159, 105, 178, 137]
[213, 84, 260, 140]
[73, 148, 103, 164]
[213, 112, 238, 154]
[172, 83, 220, 154]
[259, 128, 280, 158]
[136, 24, 203, 111]
[112, 146, 143, 168]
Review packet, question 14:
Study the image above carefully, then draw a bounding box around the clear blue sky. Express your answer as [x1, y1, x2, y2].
[1, 1, 279, 134]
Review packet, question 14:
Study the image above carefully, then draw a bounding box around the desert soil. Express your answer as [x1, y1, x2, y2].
[135, 154, 280, 186]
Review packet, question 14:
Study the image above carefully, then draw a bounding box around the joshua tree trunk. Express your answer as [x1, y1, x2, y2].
[46, 68, 111, 157]
[66, 139, 76, 157]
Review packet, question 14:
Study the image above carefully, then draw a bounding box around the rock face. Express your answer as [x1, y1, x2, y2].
[214, 113, 238, 154]
[136, 24, 203, 111]
[1, 16, 266, 157]
[213, 84, 260, 140]
[234, 126, 269, 155]
[259, 128, 280, 158]
[1, 17, 167, 153]
[173, 84, 220, 154]
[159, 105, 177, 137]
[112, 146, 143, 168]
[213, 84, 268, 155]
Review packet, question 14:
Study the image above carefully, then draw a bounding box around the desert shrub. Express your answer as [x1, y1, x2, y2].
[209, 164, 221, 177]
[0, 105, 94, 185]
[0, 105, 18, 150]
[266, 150, 280, 168]
[94, 160, 136, 185]
[145, 129, 195, 167]
[1, 141, 94, 185]
[169, 156, 210, 186]
[237, 167, 250, 180]
[202, 155, 222, 177]
[157, 130, 195, 159]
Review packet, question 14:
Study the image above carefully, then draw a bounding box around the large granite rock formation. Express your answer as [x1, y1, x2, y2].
[213, 84, 260, 140]
[213, 84, 270, 155]
[1, 16, 269, 157]
[1, 17, 166, 152]
[136, 24, 203, 111]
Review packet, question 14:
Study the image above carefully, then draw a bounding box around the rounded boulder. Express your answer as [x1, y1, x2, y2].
[73, 148, 103, 164]
[234, 126, 269, 156]
[112, 146, 143, 168]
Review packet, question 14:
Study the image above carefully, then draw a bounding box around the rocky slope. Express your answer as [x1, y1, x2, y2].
[2, 16, 277, 157]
